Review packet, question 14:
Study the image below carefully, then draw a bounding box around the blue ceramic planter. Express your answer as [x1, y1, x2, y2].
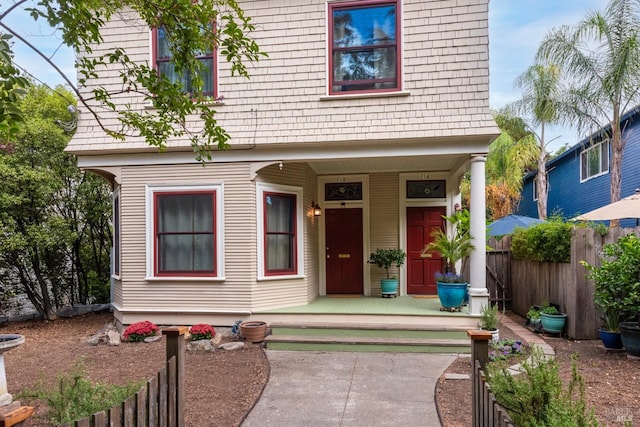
[436, 282, 467, 308]
[599, 329, 623, 349]
[540, 312, 567, 333]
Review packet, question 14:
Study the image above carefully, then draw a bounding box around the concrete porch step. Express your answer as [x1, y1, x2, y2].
[265, 323, 471, 353]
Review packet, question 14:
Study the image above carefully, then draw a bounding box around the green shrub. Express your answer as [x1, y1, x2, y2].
[485, 346, 598, 426]
[511, 219, 572, 263]
[19, 361, 143, 424]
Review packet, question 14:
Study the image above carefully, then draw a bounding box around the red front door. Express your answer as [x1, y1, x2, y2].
[326, 208, 363, 294]
[407, 206, 446, 294]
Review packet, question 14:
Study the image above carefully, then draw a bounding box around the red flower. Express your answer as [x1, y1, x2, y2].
[189, 324, 216, 341]
[123, 320, 159, 342]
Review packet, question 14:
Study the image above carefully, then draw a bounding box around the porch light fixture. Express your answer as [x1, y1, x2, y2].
[312, 202, 322, 216]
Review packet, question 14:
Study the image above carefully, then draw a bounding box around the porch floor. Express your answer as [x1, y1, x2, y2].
[256, 295, 470, 316]
[253, 296, 477, 330]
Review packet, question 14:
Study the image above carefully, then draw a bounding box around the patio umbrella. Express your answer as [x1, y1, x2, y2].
[487, 214, 544, 237]
[573, 191, 640, 221]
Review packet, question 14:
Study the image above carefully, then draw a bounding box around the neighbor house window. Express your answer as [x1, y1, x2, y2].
[152, 25, 216, 96]
[146, 185, 224, 278]
[257, 184, 304, 278]
[113, 188, 121, 277]
[329, 0, 400, 95]
[580, 140, 609, 182]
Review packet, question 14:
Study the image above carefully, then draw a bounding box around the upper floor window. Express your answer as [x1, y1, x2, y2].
[329, 0, 400, 95]
[581, 140, 609, 182]
[146, 185, 224, 279]
[152, 26, 217, 97]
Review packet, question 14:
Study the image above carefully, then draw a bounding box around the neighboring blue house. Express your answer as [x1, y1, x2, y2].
[517, 106, 640, 227]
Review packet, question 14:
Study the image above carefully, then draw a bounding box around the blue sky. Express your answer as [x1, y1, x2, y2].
[4, 0, 606, 151]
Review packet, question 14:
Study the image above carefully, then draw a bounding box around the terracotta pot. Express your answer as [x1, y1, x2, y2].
[240, 321, 268, 343]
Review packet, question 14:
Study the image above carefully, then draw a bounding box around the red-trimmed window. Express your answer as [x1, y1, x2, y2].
[263, 192, 297, 275]
[154, 191, 216, 276]
[152, 26, 217, 96]
[329, 0, 400, 95]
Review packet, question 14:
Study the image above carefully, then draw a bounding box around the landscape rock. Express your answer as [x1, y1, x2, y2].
[85, 332, 105, 346]
[188, 339, 215, 352]
[218, 342, 244, 351]
[144, 335, 162, 343]
[106, 330, 121, 346]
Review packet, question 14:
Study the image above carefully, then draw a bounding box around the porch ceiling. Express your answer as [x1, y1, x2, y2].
[307, 153, 467, 175]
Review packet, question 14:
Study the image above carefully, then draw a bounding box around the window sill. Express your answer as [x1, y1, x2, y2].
[257, 274, 305, 282]
[144, 100, 225, 110]
[319, 90, 410, 101]
[145, 276, 226, 282]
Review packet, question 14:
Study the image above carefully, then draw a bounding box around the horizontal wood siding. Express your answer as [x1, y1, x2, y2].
[369, 173, 400, 295]
[69, 0, 497, 153]
[119, 163, 256, 316]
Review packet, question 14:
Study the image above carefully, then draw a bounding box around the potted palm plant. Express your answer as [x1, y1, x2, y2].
[368, 248, 406, 297]
[424, 210, 474, 310]
[582, 234, 640, 352]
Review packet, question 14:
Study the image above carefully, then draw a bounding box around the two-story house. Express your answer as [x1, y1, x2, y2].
[517, 106, 640, 227]
[66, 0, 499, 326]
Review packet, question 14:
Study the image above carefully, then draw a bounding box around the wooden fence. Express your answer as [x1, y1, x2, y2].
[487, 227, 640, 339]
[60, 326, 187, 427]
[468, 330, 514, 427]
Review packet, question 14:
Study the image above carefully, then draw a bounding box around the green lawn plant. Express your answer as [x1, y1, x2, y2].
[485, 346, 599, 426]
[19, 361, 143, 424]
[581, 233, 640, 331]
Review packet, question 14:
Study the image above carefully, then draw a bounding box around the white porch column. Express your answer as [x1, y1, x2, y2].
[468, 155, 489, 315]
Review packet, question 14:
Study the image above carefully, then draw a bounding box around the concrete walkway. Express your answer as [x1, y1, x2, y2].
[242, 351, 457, 427]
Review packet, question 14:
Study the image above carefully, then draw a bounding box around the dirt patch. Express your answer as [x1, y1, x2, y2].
[0, 312, 269, 427]
[436, 314, 640, 426]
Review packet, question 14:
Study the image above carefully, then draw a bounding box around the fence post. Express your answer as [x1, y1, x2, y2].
[468, 330, 492, 427]
[163, 326, 187, 427]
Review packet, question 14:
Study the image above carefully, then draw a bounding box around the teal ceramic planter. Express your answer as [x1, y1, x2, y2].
[541, 312, 567, 333]
[436, 282, 467, 309]
[380, 279, 398, 296]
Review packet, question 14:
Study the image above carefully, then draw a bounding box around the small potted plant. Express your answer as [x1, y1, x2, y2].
[479, 303, 500, 342]
[424, 210, 474, 310]
[526, 305, 543, 331]
[368, 248, 407, 297]
[540, 305, 567, 334]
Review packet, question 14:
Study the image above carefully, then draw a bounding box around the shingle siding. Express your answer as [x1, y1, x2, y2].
[68, 0, 496, 154]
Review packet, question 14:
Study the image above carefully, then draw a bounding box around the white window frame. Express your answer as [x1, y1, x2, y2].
[112, 187, 121, 279]
[580, 140, 610, 182]
[257, 183, 304, 281]
[145, 184, 224, 281]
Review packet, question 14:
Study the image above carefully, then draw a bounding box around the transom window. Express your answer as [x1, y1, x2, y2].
[329, 0, 400, 95]
[581, 140, 609, 182]
[257, 184, 304, 279]
[152, 26, 216, 96]
[146, 185, 224, 279]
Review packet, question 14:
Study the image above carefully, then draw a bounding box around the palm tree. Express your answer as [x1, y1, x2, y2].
[536, 0, 640, 225]
[485, 110, 538, 219]
[508, 64, 563, 220]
